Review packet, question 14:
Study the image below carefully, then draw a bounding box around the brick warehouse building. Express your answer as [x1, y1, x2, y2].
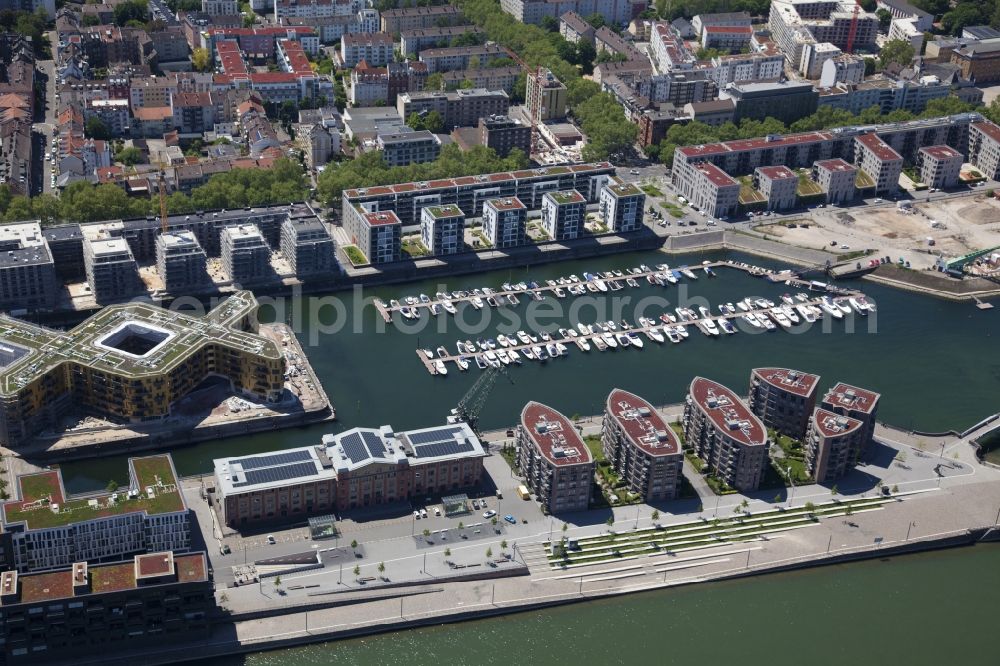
[214, 422, 486, 527]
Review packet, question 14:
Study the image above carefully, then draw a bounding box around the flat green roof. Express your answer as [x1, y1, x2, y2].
[607, 182, 642, 197]
[547, 190, 585, 205]
[424, 205, 464, 218]
[2, 455, 185, 531]
[0, 290, 280, 396]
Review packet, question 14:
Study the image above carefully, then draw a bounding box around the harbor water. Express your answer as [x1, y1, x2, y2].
[56, 248, 998, 491]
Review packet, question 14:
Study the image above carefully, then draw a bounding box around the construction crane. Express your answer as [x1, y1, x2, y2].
[845, 0, 861, 54]
[506, 49, 544, 157]
[448, 364, 513, 435]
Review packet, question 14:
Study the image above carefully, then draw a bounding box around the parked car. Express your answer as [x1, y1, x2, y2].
[420, 508, 428, 518]
[413, 510, 420, 519]
[483, 509, 497, 519]
[434, 507, 441, 516]
[504, 514, 516, 524]
[266, 535, 276, 544]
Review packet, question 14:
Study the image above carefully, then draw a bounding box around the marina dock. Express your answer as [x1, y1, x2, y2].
[389, 260, 873, 376]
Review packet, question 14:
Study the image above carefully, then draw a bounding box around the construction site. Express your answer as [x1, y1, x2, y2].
[751, 192, 1000, 273]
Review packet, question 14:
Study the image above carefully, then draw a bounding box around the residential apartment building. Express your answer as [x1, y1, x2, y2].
[701, 25, 752, 52]
[876, 0, 933, 31]
[155, 231, 208, 292]
[397, 89, 509, 129]
[969, 120, 1000, 179]
[203, 0, 238, 15]
[341, 162, 615, 226]
[820, 382, 881, 452]
[708, 52, 786, 87]
[500, 0, 637, 27]
[280, 216, 335, 277]
[170, 91, 216, 135]
[752, 166, 799, 211]
[214, 422, 485, 526]
[482, 197, 527, 248]
[400, 25, 483, 57]
[598, 178, 645, 232]
[683, 377, 769, 492]
[917, 144, 964, 189]
[811, 158, 858, 203]
[0, 222, 58, 310]
[526, 69, 567, 121]
[854, 133, 903, 194]
[541, 190, 586, 241]
[347, 209, 401, 264]
[651, 22, 695, 72]
[0, 552, 212, 663]
[220, 224, 271, 283]
[477, 115, 531, 157]
[684, 99, 735, 127]
[377, 130, 441, 167]
[83, 237, 142, 304]
[340, 32, 393, 67]
[805, 407, 866, 482]
[601, 389, 683, 502]
[670, 114, 979, 184]
[692, 11, 752, 36]
[440, 66, 522, 93]
[768, 0, 879, 72]
[722, 80, 819, 125]
[0, 456, 190, 572]
[818, 53, 866, 87]
[418, 44, 509, 73]
[381, 5, 462, 34]
[560, 11, 595, 43]
[516, 402, 593, 513]
[673, 161, 740, 218]
[420, 204, 464, 255]
[748, 367, 820, 440]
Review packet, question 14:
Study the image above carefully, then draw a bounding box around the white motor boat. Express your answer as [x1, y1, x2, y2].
[507, 350, 522, 364]
[674, 325, 689, 339]
[795, 305, 816, 323]
[771, 310, 792, 329]
[614, 332, 631, 347]
[701, 319, 720, 336]
[517, 330, 532, 344]
[456, 357, 469, 371]
[603, 333, 618, 349]
[434, 360, 448, 375]
[628, 332, 644, 348]
[442, 300, 457, 314]
[742, 313, 763, 329]
[820, 297, 844, 319]
[421, 349, 434, 359]
[782, 306, 800, 324]
[471, 297, 484, 310]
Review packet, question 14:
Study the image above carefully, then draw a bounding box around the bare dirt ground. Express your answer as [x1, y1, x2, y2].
[755, 194, 1000, 270]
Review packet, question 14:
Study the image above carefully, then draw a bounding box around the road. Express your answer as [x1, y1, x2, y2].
[32, 32, 58, 195]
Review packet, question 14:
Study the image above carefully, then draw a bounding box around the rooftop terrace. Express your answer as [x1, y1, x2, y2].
[0, 291, 279, 396]
[2, 455, 185, 531]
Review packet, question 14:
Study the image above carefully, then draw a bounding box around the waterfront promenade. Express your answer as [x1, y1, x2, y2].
[82, 411, 1000, 665]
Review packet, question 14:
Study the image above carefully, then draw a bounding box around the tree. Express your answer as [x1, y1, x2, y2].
[115, 146, 143, 166]
[540, 15, 558, 32]
[353, 565, 360, 576]
[858, 0, 877, 10]
[651, 510, 660, 522]
[879, 39, 915, 69]
[875, 8, 892, 31]
[106, 479, 118, 492]
[192, 47, 211, 72]
[831, 484, 839, 495]
[891, 484, 899, 493]
[774, 493, 783, 503]
[804, 501, 817, 515]
[486, 547, 493, 558]
[500, 540, 508, 551]
[85, 117, 111, 140]
[423, 528, 431, 538]
[864, 57, 876, 76]
[562, 522, 568, 532]
[941, 4, 987, 35]
[350, 539, 358, 550]
[576, 40, 597, 74]
[584, 12, 606, 29]
[605, 516, 614, 527]
[444, 547, 451, 557]
[423, 110, 445, 133]
[458, 521, 465, 530]
[377, 561, 385, 574]
[425, 72, 444, 90]
[113, 0, 149, 27]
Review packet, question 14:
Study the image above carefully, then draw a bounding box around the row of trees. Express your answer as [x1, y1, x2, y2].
[315, 144, 529, 207]
[0, 158, 310, 225]
[648, 96, 994, 166]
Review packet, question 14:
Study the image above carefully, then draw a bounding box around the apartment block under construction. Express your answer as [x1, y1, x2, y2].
[0, 291, 285, 448]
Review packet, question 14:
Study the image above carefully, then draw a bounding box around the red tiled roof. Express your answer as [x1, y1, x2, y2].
[520, 401, 592, 467]
[705, 25, 752, 34]
[972, 121, 1000, 144]
[606, 389, 680, 457]
[689, 377, 766, 447]
[752, 367, 820, 398]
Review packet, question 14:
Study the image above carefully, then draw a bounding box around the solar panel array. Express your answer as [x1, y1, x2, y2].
[233, 461, 318, 487]
[340, 432, 368, 463]
[234, 449, 313, 471]
[361, 431, 386, 457]
[411, 426, 475, 459]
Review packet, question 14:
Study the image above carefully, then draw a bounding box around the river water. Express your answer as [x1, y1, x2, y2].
[211, 543, 1000, 666]
[48, 248, 999, 663]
